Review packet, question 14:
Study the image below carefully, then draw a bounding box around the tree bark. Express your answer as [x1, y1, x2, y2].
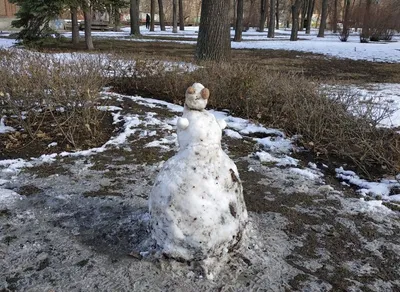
[150, 0, 155, 31]
[317, 0, 328, 37]
[267, 0, 276, 37]
[234, 0, 244, 41]
[343, 0, 350, 33]
[305, 0, 314, 34]
[83, 6, 94, 50]
[275, 0, 279, 29]
[290, 0, 301, 41]
[333, 0, 338, 33]
[71, 6, 79, 46]
[361, 0, 372, 41]
[130, 0, 141, 36]
[179, 0, 184, 30]
[196, 0, 231, 62]
[172, 0, 178, 33]
[158, 0, 166, 31]
[299, 0, 307, 31]
[259, 0, 267, 31]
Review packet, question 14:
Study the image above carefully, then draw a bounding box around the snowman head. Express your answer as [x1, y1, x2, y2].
[184, 83, 210, 111]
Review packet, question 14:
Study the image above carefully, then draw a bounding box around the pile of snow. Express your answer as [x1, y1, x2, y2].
[149, 83, 247, 278]
[0, 117, 15, 134]
[336, 167, 400, 202]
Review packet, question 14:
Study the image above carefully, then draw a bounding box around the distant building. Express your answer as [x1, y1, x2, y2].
[0, 0, 17, 18]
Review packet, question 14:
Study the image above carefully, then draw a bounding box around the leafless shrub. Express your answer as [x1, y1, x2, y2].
[111, 60, 400, 177]
[0, 49, 107, 149]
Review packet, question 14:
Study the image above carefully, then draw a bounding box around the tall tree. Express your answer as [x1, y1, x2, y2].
[317, 0, 328, 37]
[158, 0, 166, 31]
[172, 0, 178, 33]
[361, 0, 372, 41]
[82, 0, 94, 50]
[196, 0, 231, 62]
[333, 0, 338, 32]
[150, 0, 155, 31]
[290, 0, 302, 41]
[70, 6, 79, 46]
[305, 0, 314, 34]
[341, 0, 351, 40]
[299, 0, 307, 31]
[234, 0, 244, 41]
[130, 0, 140, 35]
[275, 0, 279, 29]
[268, 0, 276, 37]
[259, 0, 268, 31]
[179, 0, 184, 30]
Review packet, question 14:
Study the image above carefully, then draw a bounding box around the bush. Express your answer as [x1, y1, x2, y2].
[0, 49, 107, 149]
[111, 60, 400, 178]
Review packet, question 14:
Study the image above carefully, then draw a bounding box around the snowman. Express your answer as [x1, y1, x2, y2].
[149, 83, 248, 265]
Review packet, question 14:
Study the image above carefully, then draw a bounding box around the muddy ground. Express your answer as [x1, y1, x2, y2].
[1, 93, 399, 292]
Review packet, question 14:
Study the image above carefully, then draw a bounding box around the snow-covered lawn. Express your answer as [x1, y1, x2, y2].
[1, 26, 399, 62]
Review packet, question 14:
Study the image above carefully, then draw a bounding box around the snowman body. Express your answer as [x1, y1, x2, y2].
[149, 83, 247, 261]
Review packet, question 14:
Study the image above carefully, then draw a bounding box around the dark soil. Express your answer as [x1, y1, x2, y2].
[35, 38, 400, 84]
[0, 112, 114, 160]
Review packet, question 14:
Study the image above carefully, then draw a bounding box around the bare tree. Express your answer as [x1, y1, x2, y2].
[317, 0, 328, 37]
[268, 0, 276, 37]
[70, 6, 79, 46]
[234, 0, 244, 41]
[150, 0, 155, 31]
[179, 0, 184, 30]
[361, 0, 372, 41]
[82, 1, 94, 50]
[333, 0, 338, 32]
[305, 0, 314, 34]
[259, 0, 268, 31]
[158, 0, 166, 31]
[299, 0, 307, 31]
[275, 0, 279, 29]
[196, 0, 231, 62]
[130, 0, 140, 36]
[290, 0, 302, 41]
[172, 0, 178, 33]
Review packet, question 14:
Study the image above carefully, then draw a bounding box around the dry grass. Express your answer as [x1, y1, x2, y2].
[0, 49, 107, 149]
[111, 60, 400, 178]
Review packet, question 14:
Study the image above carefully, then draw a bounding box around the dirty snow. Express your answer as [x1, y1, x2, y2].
[1, 91, 400, 291]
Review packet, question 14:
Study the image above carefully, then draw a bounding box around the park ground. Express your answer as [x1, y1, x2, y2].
[0, 26, 400, 291]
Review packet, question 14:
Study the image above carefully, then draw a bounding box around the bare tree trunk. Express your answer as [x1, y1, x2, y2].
[342, 0, 350, 33]
[234, 0, 244, 41]
[150, 0, 155, 31]
[172, 0, 178, 33]
[268, 0, 276, 37]
[259, 0, 267, 31]
[158, 0, 166, 31]
[290, 0, 301, 41]
[317, 0, 328, 37]
[71, 6, 79, 46]
[130, 0, 141, 36]
[299, 0, 307, 31]
[83, 7, 94, 50]
[275, 0, 279, 29]
[179, 0, 184, 30]
[233, 0, 237, 29]
[196, 0, 231, 62]
[361, 0, 372, 41]
[305, 0, 314, 34]
[333, 0, 338, 32]
[113, 6, 121, 32]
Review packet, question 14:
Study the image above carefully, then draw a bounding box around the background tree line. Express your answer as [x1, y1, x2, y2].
[9, 0, 400, 61]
